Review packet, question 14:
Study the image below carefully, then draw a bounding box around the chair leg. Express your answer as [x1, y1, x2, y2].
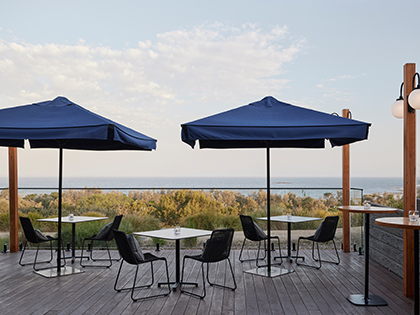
[296, 238, 321, 269]
[272, 236, 283, 265]
[114, 259, 170, 301]
[206, 258, 237, 292]
[238, 238, 266, 263]
[313, 239, 340, 265]
[114, 260, 125, 292]
[132, 260, 171, 302]
[180, 258, 207, 299]
[90, 240, 120, 262]
[297, 238, 340, 269]
[35, 240, 66, 271]
[114, 261, 153, 292]
[256, 241, 263, 267]
[82, 240, 114, 268]
[19, 240, 54, 267]
[80, 238, 87, 266]
[18, 241, 28, 266]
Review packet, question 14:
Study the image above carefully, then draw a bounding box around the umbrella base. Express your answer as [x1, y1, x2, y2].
[244, 266, 294, 278]
[34, 266, 84, 278]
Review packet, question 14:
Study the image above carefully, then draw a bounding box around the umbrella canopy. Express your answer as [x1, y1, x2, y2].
[0, 96, 156, 150]
[181, 96, 370, 277]
[181, 96, 370, 149]
[0, 96, 156, 276]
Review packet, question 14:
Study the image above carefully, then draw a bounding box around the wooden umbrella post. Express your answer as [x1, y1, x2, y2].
[342, 109, 351, 253]
[403, 63, 416, 297]
[8, 147, 18, 253]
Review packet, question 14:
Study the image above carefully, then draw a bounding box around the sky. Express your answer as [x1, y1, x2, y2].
[0, 0, 419, 181]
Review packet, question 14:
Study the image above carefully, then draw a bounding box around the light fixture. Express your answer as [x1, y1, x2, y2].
[391, 73, 420, 118]
[408, 73, 420, 110]
[391, 82, 405, 119]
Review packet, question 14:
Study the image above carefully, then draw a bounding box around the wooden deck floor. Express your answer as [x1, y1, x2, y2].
[0, 248, 414, 315]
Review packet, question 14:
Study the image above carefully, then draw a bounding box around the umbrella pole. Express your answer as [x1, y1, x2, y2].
[266, 147, 271, 274]
[57, 147, 63, 274]
[36, 146, 83, 277]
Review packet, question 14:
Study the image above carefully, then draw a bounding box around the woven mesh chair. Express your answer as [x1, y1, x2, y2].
[296, 215, 340, 269]
[80, 214, 123, 268]
[239, 215, 282, 266]
[180, 228, 236, 299]
[19, 216, 66, 271]
[113, 230, 171, 301]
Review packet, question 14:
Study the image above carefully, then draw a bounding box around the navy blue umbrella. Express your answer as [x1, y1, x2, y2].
[0, 96, 156, 275]
[181, 96, 370, 276]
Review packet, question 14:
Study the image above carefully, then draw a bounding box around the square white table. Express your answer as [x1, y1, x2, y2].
[134, 227, 212, 291]
[37, 216, 108, 264]
[256, 215, 322, 262]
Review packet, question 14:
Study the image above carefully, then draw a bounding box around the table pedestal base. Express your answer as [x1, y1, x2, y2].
[244, 266, 294, 278]
[274, 255, 305, 263]
[35, 266, 84, 278]
[158, 281, 198, 292]
[347, 294, 387, 306]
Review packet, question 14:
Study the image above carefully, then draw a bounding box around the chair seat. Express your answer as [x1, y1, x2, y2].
[141, 252, 165, 263]
[183, 253, 203, 262]
[85, 234, 101, 241]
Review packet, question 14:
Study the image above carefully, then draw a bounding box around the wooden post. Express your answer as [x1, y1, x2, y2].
[342, 109, 351, 252]
[403, 63, 416, 297]
[8, 147, 18, 253]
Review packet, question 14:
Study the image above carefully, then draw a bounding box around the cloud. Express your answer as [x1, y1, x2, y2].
[326, 74, 358, 82]
[0, 23, 304, 129]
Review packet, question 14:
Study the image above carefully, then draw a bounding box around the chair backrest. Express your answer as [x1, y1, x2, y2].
[201, 228, 234, 263]
[313, 216, 339, 242]
[239, 215, 266, 241]
[106, 214, 123, 241]
[113, 230, 138, 265]
[19, 216, 39, 244]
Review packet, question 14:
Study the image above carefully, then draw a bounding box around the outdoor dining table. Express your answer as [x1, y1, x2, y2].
[375, 217, 419, 314]
[256, 215, 322, 262]
[37, 216, 108, 264]
[338, 205, 398, 306]
[134, 227, 212, 291]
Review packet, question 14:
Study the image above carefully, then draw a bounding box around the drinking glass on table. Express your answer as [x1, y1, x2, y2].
[409, 210, 419, 222]
[363, 200, 371, 210]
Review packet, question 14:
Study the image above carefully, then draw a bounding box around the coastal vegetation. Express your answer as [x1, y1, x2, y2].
[0, 188, 402, 248]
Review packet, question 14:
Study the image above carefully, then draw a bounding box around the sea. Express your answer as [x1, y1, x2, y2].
[0, 176, 405, 197]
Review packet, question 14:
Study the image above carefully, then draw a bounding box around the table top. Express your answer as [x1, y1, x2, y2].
[256, 215, 322, 223]
[375, 217, 420, 230]
[134, 227, 212, 240]
[37, 216, 108, 223]
[338, 205, 399, 214]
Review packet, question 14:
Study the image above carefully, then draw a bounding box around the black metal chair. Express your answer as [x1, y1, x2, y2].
[239, 214, 282, 266]
[180, 228, 237, 299]
[19, 216, 66, 271]
[113, 230, 171, 301]
[80, 214, 123, 268]
[296, 215, 340, 269]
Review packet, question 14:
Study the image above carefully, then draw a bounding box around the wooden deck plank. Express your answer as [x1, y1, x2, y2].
[0, 248, 414, 315]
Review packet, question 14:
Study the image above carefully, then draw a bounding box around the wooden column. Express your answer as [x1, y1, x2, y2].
[8, 147, 18, 253]
[403, 63, 416, 297]
[342, 109, 351, 252]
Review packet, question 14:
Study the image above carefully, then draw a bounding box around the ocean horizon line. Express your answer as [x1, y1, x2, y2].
[0, 176, 405, 196]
